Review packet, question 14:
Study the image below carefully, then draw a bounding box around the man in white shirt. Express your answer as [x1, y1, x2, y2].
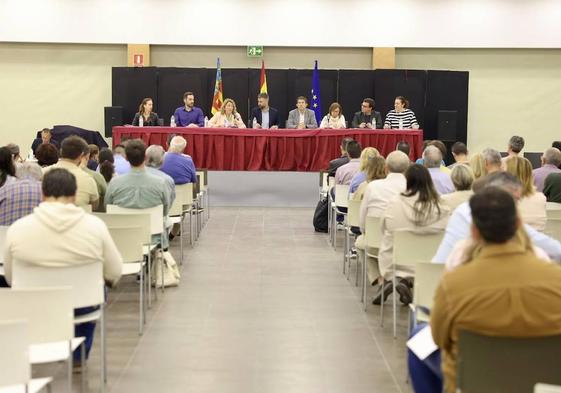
[432, 171, 561, 263]
[357, 150, 410, 288]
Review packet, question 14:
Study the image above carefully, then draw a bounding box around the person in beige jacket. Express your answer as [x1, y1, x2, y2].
[378, 164, 450, 304]
[207, 98, 246, 128]
[408, 187, 561, 393]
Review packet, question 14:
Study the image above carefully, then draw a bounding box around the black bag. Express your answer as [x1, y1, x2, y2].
[313, 198, 329, 233]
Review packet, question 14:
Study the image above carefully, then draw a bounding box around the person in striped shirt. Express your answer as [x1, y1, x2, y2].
[383, 96, 420, 130]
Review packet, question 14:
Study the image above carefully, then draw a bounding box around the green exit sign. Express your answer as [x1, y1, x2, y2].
[247, 46, 264, 57]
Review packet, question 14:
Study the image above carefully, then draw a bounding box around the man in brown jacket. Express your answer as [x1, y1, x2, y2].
[409, 186, 561, 393]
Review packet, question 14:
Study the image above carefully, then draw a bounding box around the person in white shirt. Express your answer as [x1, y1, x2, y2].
[319, 102, 346, 129]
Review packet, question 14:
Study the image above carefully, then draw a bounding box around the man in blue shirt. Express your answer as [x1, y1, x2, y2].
[173, 91, 205, 127]
[160, 136, 197, 185]
[112, 144, 131, 175]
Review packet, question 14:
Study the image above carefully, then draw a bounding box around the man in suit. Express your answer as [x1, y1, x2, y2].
[327, 137, 354, 177]
[351, 98, 382, 129]
[286, 96, 318, 129]
[250, 93, 279, 129]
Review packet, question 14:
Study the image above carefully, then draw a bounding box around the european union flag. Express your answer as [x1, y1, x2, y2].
[310, 60, 322, 124]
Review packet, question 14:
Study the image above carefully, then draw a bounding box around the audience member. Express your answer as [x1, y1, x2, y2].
[433, 172, 561, 263]
[319, 102, 346, 129]
[160, 136, 197, 185]
[31, 128, 59, 155]
[396, 141, 411, 158]
[145, 145, 176, 206]
[0, 146, 17, 189]
[409, 187, 561, 393]
[207, 98, 246, 128]
[469, 152, 487, 179]
[44, 136, 99, 209]
[334, 140, 362, 185]
[481, 148, 502, 174]
[533, 147, 561, 192]
[286, 96, 318, 129]
[415, 140, 448, 170]
[377, 164, 450, 304]
[349, 147, 380, 193]
[87, 144, 100, 171]
[505, 156, 546, 231]
[113, 144, 131, 175]
[441, 164, 474, 210]
[0, 162, 42, 225]
[504, 135, 525, 160]
[35, 143, 59, 168]
[448, 142, 469, 168]
[81, 146, 107, 211]
[553, 141, 561, 151]
[250, 92, 279, 129]
[327, 137, 353, 177]
[351, 98, 382, 129]
[98, 148, 115, 183]
[423, 146, 454, 194]
[6, 144, 24, 163]
[3, 168, 122, 363]
[351, 156, 386, 201]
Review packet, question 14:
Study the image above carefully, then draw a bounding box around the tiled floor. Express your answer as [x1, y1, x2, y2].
[41, 207, 412, 392]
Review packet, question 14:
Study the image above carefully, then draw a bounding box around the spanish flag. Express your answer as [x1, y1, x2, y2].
[259, 60, 268, 94]
[211, 58, 223, 115]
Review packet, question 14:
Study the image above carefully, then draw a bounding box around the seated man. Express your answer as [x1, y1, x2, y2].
[533, 147, 561, 192]
[105, 139, 171, 246]
[145, 145, 176, 207]
[448, 142, 469, 169]
[396, 141, 411, 158]
[482, 148, 502, 174]
[351, 98, 382, 129]
[112, 144, 131, 175]
[43, 136, 99, 209]
[286, 96, 318, 129]
[31, 128, 59, 155]
[423, 146, 454, 194]
[160, 136, 197, 185]
[0, 162, 42, 225]
[4, 168, 122, 363]
[409, 187, 561, 393]
[250, 93, 279, 129]
[327, 137, 353, 177]
[334, 140, 362, 185]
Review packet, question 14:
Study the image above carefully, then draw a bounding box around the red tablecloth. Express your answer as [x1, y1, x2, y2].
[112, 127, 423, 171]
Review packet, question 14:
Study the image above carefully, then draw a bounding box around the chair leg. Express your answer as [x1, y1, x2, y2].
[393, 273, 397, 339]
[139, 263, 144, 336]
[101, 305, 107, 386]
[189, 211, 194, 246]
[355, 244, 360, 286]
[67, 341, 72, 393]
[80, 340, 87, 393]
[179, 216, 184, 266]
[160, 249, 165, 294]
[362, 251, 367, 309]
[380, 278, 385, 327]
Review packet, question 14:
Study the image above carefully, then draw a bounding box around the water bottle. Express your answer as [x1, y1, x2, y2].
[252, 118, 258, 128]
[139, 116, 144, 127]
[204, 116, 209, 128]
[398, 118, 404, 130]
[170, 115, 176, 127]
[27, 149, 34, 160]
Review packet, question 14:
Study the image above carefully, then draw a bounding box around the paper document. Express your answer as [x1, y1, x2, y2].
[406, 324, 438, 360]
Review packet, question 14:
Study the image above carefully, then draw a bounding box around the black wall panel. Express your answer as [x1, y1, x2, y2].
[337, 70, 375, 124]
[248, 69, 289, 127]
[112, 67, 158, 125]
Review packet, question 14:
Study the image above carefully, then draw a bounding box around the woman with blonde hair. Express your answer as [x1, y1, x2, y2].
[352, 155, 387, 201]
[208, 98, 246, 128]
[349, 147, 380, 193]
[469, 153, 487, 179]
[319, 102, 346, 129]
[505, 156, 546, 231]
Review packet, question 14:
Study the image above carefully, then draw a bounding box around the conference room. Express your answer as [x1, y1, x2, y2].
[2, 1, 561, 392]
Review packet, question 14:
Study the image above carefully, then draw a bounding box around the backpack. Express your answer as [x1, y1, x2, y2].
[313, 197, 329, 233]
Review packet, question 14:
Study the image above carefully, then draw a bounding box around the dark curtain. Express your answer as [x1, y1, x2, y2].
[112, 67, 158, 126]
[337, 70, 376, 125]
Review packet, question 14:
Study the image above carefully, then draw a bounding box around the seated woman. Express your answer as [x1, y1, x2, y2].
[349, 147, 380, 194]
[208, 98, 246, 128]
[378, 164, 450, 304]
[469, 152, 487, 180]
[319, 102, 346, 129]
[441, 164, 475, 210]
[505, 156, 547, 231]
[383, 96, 419, 130]
[132, 98, 159, 126]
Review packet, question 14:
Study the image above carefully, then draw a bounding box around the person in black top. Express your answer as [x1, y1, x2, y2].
[351, 98, 382, 129]
[31, 128, 59, 155]
[132, 98, 159, 126]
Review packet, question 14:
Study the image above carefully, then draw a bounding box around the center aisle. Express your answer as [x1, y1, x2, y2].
[109, 207, 411, 393]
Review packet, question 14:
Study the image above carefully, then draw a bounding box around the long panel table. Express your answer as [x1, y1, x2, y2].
[112, 127, 423, 171]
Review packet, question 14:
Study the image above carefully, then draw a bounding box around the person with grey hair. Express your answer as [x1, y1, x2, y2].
[433, 171, 561, 263]
[506, 135, 525, 158]
[145, 145, 176, 206]
[423, 145, 454, 194]
[0, 162, 42, 225]
[160, 136, 197, 185]
[441, 164, 475, 210]
[481, 148, 502, 174]
[533, 147, 561, 192]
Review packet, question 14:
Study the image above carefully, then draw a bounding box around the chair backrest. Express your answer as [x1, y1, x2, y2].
[328, 176, 336, 190]
[546, 204, 561, 220]
[11, 262, 104, 309]
[334, 184, 350, 208]
[0, 287, 73, 344]
[319, 171, 329, 193]
[107, 204, 164, 236]
[545, 219, 561, 241]
[80, 204, 93, 213]
[393, 230, 444, 268]
[94, 212, 151, 246]
[458, 331, 561, 393]
[169, 183, 194, 216]
[536, 384, 561, 393]
[106, 226, 144, 263]
[196, 170, 207, 189]
[0, 225, 8, 263]
[364, 216, 383, 249]
[0, 320, 30, 387]
[413, 262, 444, 321]
[347, 199, 361, 227]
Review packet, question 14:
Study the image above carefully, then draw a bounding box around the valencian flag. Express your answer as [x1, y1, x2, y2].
[310, 60, 322, 124]
[211, 58, 224, 115]
[259, 60, 268, 94]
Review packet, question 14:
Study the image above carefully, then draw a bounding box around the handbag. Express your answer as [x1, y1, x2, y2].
[153, 250, 181, 288]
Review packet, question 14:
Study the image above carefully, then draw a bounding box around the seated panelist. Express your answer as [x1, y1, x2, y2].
[250, 93, 279, 129]
[173, 91, 205, 127]
[319, 102, 346, 129]
[207, 98, 246, 128]
[132, 98, 159, 126]
[286, 96, 318, 129]
[351, 98, 382, 129]
[383, 96, 419, 130]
